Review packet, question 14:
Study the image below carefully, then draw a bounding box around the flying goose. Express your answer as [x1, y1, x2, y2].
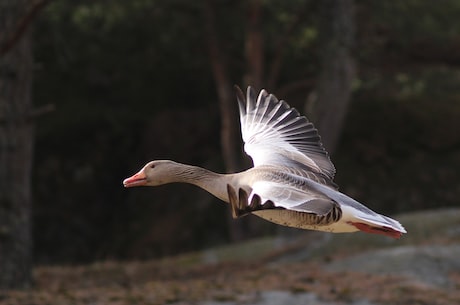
[123, 86, 406, 238]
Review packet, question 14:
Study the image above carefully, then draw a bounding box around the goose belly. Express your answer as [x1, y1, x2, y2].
[252, 209, 359, 233]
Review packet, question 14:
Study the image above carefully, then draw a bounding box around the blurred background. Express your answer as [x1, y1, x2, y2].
[1, 0, 460, 291]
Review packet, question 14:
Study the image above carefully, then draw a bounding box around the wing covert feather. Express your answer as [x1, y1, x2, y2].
[250, 181, 336, 215]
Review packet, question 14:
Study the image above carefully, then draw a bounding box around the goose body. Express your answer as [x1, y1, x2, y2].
[124, 87, 406, 238]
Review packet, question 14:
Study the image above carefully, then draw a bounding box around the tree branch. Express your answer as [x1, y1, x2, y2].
[0, 104, 54, 124]
[0, 0, 50, 57]
[28, 104, 55, 121]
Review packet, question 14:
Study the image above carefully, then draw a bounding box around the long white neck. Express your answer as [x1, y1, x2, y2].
[165, 163, 233, 203]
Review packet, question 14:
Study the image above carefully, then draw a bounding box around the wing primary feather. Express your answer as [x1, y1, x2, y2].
[255, 92, 271, 127]
[234, 85, 246, 116]
[246, 87, 257, 123]
[237, 85, 336, 180]
[265, 100, 288, 126]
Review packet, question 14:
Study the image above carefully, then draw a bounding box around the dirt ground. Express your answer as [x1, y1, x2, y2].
[2, 209, 460, 305]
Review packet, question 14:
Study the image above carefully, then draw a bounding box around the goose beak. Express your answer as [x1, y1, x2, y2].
[123, 170, 147, 187]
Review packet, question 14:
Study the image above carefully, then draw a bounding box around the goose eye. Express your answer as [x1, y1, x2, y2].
[149, 164, 155, 169]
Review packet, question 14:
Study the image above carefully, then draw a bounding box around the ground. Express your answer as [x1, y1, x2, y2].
[2, 209, 460, 305]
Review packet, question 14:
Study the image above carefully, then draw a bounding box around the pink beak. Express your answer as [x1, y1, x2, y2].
[123, 169, 147, 187]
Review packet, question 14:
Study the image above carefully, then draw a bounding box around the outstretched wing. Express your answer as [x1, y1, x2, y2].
[235, 86, 335, 180]
[250, 180, 337, 214]
[226, 184, 342, 226]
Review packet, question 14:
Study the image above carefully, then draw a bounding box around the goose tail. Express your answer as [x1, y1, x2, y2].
[345, 208, 407, 239]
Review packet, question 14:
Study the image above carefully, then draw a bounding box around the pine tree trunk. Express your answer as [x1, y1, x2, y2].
[0, 1, 34, 289]
[314, 0, 355, 154]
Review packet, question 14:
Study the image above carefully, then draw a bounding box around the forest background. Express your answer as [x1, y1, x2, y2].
[1, 0, 460, 283]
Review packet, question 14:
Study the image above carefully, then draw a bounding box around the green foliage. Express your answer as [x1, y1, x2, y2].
[367, 0, 460, 43]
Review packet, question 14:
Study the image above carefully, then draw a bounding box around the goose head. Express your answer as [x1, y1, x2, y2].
[123, 160, 179, 187]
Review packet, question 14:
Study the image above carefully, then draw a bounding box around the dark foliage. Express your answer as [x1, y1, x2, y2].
[31, 0, 460, 264]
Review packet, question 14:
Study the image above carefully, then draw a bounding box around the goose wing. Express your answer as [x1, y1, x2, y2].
[235, 86, 335, 181]
[227, 182, 338, 218]
[250, 180, 337, 214]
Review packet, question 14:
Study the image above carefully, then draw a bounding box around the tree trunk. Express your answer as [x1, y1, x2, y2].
[203, 0, 241, 174]
[313, 0, 355, 154]
[244, 0, 264, 91]
[0, 1, 34, 289]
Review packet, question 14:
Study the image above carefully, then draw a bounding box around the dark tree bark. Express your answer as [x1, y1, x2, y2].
[244, 0, 264, 91]
[313, 0, 356, 154]
[204, 0, 241, 174]
[0, 0, 35, 289]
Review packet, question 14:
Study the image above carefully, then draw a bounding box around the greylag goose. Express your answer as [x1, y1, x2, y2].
[124, 86, 406, 238]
